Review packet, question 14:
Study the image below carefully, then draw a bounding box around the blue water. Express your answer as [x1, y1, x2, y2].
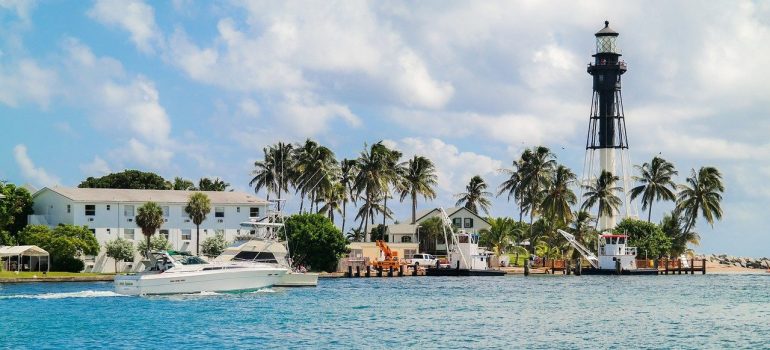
[1, 275, 769, 349]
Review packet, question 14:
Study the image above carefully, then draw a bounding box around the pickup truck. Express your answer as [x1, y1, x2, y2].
[407, 253, 438, 268]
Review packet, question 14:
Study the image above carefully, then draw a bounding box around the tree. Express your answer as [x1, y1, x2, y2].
[376, 144, 403, 229]
[455, 175, 492, 215]
[0, 182, 34, 244]
[568, 210, 596, 259]
[581, 170, 622, 229]
[198, 177, 230, 191]
[250, 146, 279, 202]
[417, 216, 448, 254]
[282, 214, 348, 272]
[354, 142, 390, 241]
[137, 235, 173, 256]
[660, 210, 700, 256]
[200, 232, 228, 258]
[18, 224, 100, 272]
[172, 177, 197, 190]
[479, 217, 515, 256]
[540, 165, 577, 226]
[78, 170, 171, 189]
[676, 166, 724, 235]
[105, 237, 135, 272]
[398, 155, 438, 224]
[630, 156, 678, 222]
[135, 202, 164, 257]
[318, 182, 345, 224]
[292, 139, 337, 214]
[369, 224, 388, 242]
[339, 158, 358, 233]
[615, 218, 672, 259]
[345, 228, 365, 243]
[498, 158, 526, 222]
[518, 146, 556, 249]
[184, 192, 211, 256]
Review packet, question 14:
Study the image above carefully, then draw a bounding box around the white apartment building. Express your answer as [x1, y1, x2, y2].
[30, 187, 269, 273]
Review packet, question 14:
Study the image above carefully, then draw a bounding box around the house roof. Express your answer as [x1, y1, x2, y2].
[413, 207, 490, 226]
[386, 223, 417, 234]
[34, 187, 268, 205]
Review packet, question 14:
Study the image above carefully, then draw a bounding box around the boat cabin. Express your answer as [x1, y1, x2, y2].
[597, 234, 637, 270]
[450, 231, 492, 270]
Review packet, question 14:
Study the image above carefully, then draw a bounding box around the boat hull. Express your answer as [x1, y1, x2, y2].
[274, 272, 319, 287]
[114, 267, 286, 295]
[426, 268, 506, 276]
[579, 268, 659, 275]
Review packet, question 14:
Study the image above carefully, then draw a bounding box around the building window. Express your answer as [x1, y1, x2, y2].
[67, 205, 71, 213]
[452, 218, 462, 228]
[106, 228, 111, 235]
[403, 249, 417, 259]
[124, 229, 135, 240]
[215, 207, 225, 218]
[124, 205, 134, 217]
[106, 205, 111, 211]
[159, 229, 169, 240]
[464, 218, 474, 228]
[162, 206, 169, 217]
[84, 205, 96, 216]
[349, 249, 363, 259]
[236, 207, 241, 213]
[401, 236, 412, 243]
[181, 229, 192, 241]
[250, 207, 259, 218]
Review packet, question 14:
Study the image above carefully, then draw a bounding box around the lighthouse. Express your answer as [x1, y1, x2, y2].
[583, 21, 636, 231]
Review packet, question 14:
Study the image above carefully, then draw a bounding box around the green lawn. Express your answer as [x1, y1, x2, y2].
[0, 271, 113, 279]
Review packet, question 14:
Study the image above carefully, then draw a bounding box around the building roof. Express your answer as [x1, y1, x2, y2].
[35, 187, 268, 205]
[413, 206, 491, 226]
[386, 223, 417, 234]
[596, 21, 619, 36]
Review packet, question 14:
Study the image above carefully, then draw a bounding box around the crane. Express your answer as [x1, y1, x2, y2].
[557, 229, 599, 269]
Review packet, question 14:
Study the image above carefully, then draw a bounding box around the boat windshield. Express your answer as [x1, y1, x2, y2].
[170, 253, 208, 265]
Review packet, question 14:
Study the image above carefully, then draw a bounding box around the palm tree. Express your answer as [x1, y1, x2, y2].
[339, 158, 358, 233]
[346, 228, 365, 242]
[353, 142, 390, 241]
[250, 147, 278, 202]
[630, 156, 678, 222]
[318, 182, 345, 224]
[519, 146, 556, 225]
[676, 166, 724, 235]
[198, 177, 230, 191]
[417, 216, 446, 254]
[581, 170, 622, 230]
[569, 210, 595, 259]
[540, 165, 577, 226]
[135, 202, 164, 257]
[172, 177, 196, 190]
[185, 192, 211, 256]
[293, 139, 337, 214]
[479, 217, 515, 256]
[374, 143, 402, 228]
[455, 175, 493, 215]
[398, 155, 438, 224]
[660, 210, 700, 256]
[497, 158, 526, 222]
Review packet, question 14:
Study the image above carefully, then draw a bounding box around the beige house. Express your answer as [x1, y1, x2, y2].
[386, 206, 492, 252]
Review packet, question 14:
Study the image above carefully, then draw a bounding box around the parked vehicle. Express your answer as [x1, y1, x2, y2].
[407, 253, 438, 268]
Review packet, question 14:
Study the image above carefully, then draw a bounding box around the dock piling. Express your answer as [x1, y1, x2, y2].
[524, 260, 530, 276]
[347, 265, 353, 278]
[366, 265, 371, 277]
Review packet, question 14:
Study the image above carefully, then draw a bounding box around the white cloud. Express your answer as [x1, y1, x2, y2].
[0, 59, 58, 108]
[87, 0, 161, 53]
[238, 98, 260, 118]
[13, 144, 60, 186]
[80, 156, 111, 177]
[110, 138, 174, 170]
[385, 137, 502, 195]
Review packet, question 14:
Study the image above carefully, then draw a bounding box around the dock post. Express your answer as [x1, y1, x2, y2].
[399, 265, 404, 277]
[366, 265, 371, 277]
[377, 267, 383, 277]
[347, 265, 353, 278]
[690, 259, 694, 275]
[456, 260, 460, 276]
[665, 260, 669, 275]
[412, 265, 417, 276]
[575, 259, 582, 276]
[356, 265, 360, 277]
[702, 259, 707, 274]
[615, 259, 621, 275]
[566, 260, 570, 275]
[524, 260, 530, 276]
[388, 266, 393, 277]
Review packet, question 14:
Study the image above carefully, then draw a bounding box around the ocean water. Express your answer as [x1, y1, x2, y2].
[1, 275, 769, 349]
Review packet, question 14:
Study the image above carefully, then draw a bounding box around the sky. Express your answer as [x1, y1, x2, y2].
[1, 1, 768, 256]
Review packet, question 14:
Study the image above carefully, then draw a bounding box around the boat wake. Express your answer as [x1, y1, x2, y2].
[251, 288, 277, 293]
[0, 290, 127, 300]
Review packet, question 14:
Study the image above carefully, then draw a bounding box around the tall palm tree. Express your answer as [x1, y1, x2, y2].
[569, 210, 595, 259]
[519, 146, 556, 224]
[185, 192, 211, 256]
[339, 158, 358, 233]
[660, 210, 700, 256]
[676, 166, 724, 234]
[269, 142, 294, 211]
[540, 165, 577, 226]
[398, 155, 438, 224]
[374, 143, 402, 228]
[293, 139, 337, 214]
[318, 182, 345, 224]
[630, 156, 678, 222]
[173, 177, 196, 190]
[198, 177, 230, 191]
[135, 202, 164, 257]
[455, 175, 493, 215]
[581, 170, 622, 230]
[497, 158, 526, 222]
[250, 146, 281, 202]
[353, 142, 390, 241]
[346, 228, 365, 242]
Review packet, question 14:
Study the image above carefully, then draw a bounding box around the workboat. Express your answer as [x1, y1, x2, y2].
[213, 208, 318, 287]
[558, 229, 658, 275]
[114, 251, 287, 295]
[426, 208, 505, 277]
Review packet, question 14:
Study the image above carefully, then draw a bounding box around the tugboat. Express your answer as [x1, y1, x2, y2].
[426, 208, 505, 277]
[558, 229, 658, 275]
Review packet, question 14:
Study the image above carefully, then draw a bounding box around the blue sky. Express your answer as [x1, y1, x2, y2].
[1, 1, 768, 256]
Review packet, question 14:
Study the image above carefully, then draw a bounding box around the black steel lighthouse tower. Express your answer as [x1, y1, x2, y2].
[583, 21, 635, 230]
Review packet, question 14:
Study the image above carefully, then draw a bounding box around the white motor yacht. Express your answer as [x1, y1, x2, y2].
[114, 251, 287, 295]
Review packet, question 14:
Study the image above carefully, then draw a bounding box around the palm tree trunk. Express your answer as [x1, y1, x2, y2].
[299, 192, 305, 214]
[412, 191, 417, 224]
[195, 224, 200, 256]
[277, 186, 281, 212]
[647, 201, 653, 223]
[342, 199, 347, 233]
[382, 195, 387, 228]
[529, 213, 535, 254]
[146, 234, 151, 257]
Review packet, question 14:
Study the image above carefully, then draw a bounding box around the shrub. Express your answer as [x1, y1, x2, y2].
[283, 213, 348, 272]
